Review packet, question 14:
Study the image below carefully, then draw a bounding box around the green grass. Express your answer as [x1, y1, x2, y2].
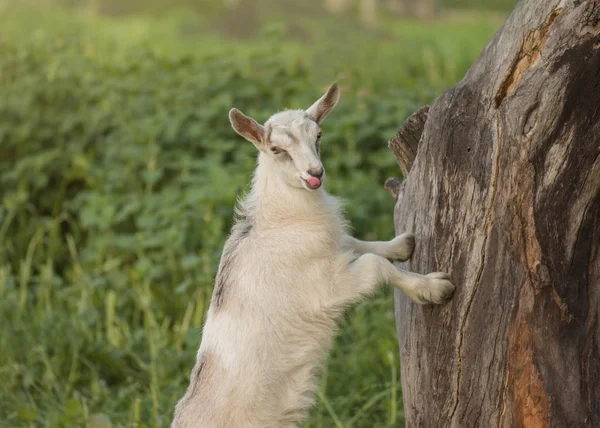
[0, 4, 504, 427]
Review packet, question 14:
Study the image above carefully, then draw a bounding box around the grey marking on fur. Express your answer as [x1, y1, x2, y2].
[264, 126, 273, 145]
[211, 204, 254, 310]
[284, 130, 299, 145]
[212, 253, 233, 309]
[190, 353, 207, 396]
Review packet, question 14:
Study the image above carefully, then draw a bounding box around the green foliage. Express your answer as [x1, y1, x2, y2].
[0, 7, 502, 428]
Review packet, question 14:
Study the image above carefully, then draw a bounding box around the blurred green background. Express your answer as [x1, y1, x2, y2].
[0, 0, 515, 426]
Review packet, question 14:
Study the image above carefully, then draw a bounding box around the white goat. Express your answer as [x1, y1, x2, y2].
[172, 83, 454, 428]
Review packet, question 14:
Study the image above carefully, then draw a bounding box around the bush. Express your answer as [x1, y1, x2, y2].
[0, 32, 415, 289]
[0, 33, 416, 426]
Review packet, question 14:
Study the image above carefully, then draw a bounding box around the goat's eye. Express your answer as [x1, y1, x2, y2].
[270, 146, 285, 155]
[317, 132, 322, 141]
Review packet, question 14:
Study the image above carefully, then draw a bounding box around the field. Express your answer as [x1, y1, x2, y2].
[0, 2, 508, 427]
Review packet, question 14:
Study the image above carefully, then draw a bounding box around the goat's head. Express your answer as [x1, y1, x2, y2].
[229, 83, 340, 191]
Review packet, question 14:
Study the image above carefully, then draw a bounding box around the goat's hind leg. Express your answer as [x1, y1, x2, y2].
[339, 253, 455, 304]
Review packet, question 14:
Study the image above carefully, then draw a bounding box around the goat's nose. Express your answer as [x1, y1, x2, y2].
[308, 167, 324, 179]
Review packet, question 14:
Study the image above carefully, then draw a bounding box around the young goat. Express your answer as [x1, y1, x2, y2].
[172, 83, 455, 427]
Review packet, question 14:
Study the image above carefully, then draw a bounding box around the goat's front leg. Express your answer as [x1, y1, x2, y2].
[339, 253, 455, 304]
[342, 233, 415, 261]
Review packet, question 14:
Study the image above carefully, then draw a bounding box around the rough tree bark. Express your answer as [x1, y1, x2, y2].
[387, 0, 600, 426]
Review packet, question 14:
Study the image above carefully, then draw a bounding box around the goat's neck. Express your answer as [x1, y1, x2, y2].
[248, 155, 331, 227]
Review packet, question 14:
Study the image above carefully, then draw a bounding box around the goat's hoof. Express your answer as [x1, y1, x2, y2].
[423, 272, 455, 304]
[389, 232, 415, 261]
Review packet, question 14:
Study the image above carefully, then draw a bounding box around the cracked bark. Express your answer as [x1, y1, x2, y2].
[389, 1, 600, 426]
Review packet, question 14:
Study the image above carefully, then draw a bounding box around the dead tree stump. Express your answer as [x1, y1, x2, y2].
[388, 0, 600, 426]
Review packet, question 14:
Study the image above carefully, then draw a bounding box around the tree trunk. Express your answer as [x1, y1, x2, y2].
[217, 0, 261, 39]
[359, 0, 377, 27]
[388, 0, 600, 426]
[87, 0, 101, 16]
[325, 0, 350, 13]
[411, 0, 438, 19]
[384, 0, 439, 18]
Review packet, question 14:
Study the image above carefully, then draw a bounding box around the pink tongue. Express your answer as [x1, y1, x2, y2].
[307, 177, 321, 188]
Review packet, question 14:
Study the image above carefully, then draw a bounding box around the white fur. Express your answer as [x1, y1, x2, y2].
[172, 84, 454, 427]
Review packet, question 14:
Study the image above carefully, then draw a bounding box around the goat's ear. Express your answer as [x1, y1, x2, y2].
[229, 108, 265, 146]
[306, 82, 340, 124]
